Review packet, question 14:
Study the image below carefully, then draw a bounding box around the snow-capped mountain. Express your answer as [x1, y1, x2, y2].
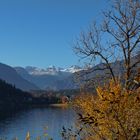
[10, 54, 140, 91]
[61, 65, 83, 73]
[14, 65, 83, 90]
[24, 65, 82, 76]
[25, 66, 59, 75]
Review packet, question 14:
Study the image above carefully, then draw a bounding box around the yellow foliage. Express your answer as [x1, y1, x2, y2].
[73, 80, 140, 140]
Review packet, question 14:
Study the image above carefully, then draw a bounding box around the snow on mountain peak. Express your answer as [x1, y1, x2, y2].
[25, 65, 83, 75]
[61, 65, 82, 73]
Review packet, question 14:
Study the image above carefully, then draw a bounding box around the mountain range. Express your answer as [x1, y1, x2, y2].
[14, 65, 82, 90]
[0, 54, 139, 91]
[0, 63, 82, 91]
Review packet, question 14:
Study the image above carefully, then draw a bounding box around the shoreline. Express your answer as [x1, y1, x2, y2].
[49, 103, 68, 108]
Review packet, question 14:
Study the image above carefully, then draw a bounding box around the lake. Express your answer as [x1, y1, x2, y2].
[0, 107, 76, 140]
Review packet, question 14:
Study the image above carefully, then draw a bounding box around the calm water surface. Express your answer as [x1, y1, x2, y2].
[0, 107, 75, 140]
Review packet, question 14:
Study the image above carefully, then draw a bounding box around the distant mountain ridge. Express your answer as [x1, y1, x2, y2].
[0, 62, 125, 91]
[14, 62, 126, 91]
[1, 54, 139, 91]
[24, 65, 83, 75]
[0, 63, 39, 91]
[14, 65, 82, 90]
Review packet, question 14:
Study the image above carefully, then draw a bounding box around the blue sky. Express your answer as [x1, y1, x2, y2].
[0, 0, 109, 68]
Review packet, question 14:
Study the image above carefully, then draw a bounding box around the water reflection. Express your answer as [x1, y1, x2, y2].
[0, 107, 75, 140]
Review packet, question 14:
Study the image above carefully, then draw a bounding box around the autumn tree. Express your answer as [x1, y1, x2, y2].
[62, 0, 140, 140]
[71, 80, 140, 140]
